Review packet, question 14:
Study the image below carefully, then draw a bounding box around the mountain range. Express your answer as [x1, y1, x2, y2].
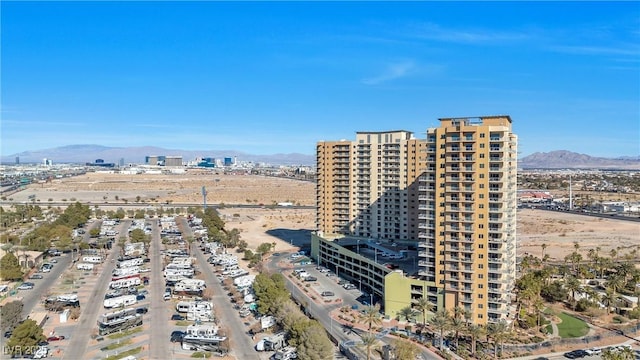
[519, 150, 640, 169]
[2, 146, 639, 169]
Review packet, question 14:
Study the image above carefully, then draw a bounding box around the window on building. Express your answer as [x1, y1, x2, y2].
[480, 133, 485, 138]
[480, 143, 485, 148]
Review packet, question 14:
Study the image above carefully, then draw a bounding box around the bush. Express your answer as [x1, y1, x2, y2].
[575, 298, 595, 312]
[612, 315, 629, 324]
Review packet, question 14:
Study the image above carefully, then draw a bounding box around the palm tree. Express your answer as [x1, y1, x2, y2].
[414, 297, 434, 327]
[487, 321, 509, 359]
[359, 332, 379, 360]
[467, 324, 485, 356]
[601, 289, 616, 315]
[565, 276, 582, 310]
[358, 304, 382, 334]
[541, 243, 548, 259]
[532, 296, 546, 327]
[398, 306, 416, 323]
[450, 316, 465, 349]
[429, 308, 451, 350]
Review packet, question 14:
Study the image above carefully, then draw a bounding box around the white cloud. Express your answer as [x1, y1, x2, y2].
[361, 61, 416, 85]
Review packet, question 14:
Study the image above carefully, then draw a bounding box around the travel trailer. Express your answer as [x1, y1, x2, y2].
[103, 295, 137, 309]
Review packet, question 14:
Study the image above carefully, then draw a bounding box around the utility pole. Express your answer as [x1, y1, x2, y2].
[202, 186, 207, 210]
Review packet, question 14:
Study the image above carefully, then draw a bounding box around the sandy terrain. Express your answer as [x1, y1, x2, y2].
[517, 209, 640, 260]
[5, 172, 639, 261]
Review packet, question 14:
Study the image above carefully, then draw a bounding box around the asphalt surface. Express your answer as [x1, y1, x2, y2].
[177, 217, 263, 360]
[149, 218, 170, 359]
[265, 254, 442, 360]
[62, 220, 129, 360]
[15, 253, 72, 319]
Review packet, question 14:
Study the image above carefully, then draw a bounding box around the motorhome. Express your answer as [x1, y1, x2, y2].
[112, 266, 140, 278]
[103, 295, 137, 309]
[186, 309, 214, 322]
[109, 277, 141, 290]
[262, 332, 287, 351]
[181, 324, 226, 353]
[176, 301, 212, 313]
[234, 275, 256, 288]
[76, 263, 94, 271]
[82, 256, 102, 264]
[97, 307, 142, 335]
[44, 294, 80, 311]
[274, 346, 297, 360]
[163, 268, 194, 278]
[118, 258, 144, 268]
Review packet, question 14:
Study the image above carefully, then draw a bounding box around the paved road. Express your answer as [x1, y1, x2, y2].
[149, 218, 170, 359]
[15, 253, 72, 319]
[177, 217, 262, 360]
[63, 220, 129, 360]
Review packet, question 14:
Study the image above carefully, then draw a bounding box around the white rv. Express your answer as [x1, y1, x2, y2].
[76, 263, 94, 271]
[109, 277, 141, 289]
[82, 256, 102, 264]
[103, 295, 137, 309]
[118, 258, 144, 268]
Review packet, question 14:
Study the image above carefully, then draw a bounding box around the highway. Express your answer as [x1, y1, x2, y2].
[149, 218, 170, 359]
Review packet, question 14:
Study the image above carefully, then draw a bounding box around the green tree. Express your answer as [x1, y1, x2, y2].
[253, 273, 289, 316]
[358, 304, 382, 334]
[430, 308, 451, 350]
[391, 338, 419, 360]
[89, 228, 100, 238]
[564, 276, 582, 310]
[467, 324, 485, 356]
[0, 252, 23, 281]
[129, 228, 147, 243]
[6, 319, 46, 356]
[0, 300, 24, 333]
[398, 306, 416, 322]
[487, 321, 509, 359]
[358, 332, 379, 360]
[295, 320, 334, 360]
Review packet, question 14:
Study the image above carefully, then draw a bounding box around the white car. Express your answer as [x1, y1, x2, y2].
[585, 348, 602, 356]
[17, 283, 34, 290]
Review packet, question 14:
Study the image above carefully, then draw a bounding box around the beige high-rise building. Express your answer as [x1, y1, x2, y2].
[418, 116, 517, 323]
[315, 116, 517, 325]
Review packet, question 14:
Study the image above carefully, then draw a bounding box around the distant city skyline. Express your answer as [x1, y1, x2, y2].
[2, 2, 638, 157]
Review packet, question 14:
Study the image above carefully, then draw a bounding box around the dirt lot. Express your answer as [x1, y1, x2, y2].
[6, 173, 639, 261]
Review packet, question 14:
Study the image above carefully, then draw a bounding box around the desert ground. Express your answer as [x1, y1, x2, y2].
[4, 172, 639, 261]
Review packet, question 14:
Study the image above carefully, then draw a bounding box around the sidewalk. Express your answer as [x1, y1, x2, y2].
[511, 333, 640, 360]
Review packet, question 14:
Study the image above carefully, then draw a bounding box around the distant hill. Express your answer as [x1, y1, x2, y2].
[2, 144, 315, 166]
[520, 150, 640, 169]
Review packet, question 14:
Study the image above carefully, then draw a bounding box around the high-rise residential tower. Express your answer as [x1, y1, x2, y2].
[313, 116, 517, 325]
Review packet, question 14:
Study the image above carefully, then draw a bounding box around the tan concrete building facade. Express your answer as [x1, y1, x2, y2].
[418, 116, 517, 324]
[315, 116, 517, 324]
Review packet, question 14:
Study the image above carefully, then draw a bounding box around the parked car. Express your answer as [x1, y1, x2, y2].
[17, 282, 35, 290]
[47, 335, 65, 341]
[304, 276, 318, 282]
[563, 350, 588, 359]
[321, 291, 335, 297]
[171, 314, 185, 321]
[136, 307, 148, 314]
[170, 330, 185, 342]
[585, 348, 602, 356]
[30, 274, 44, 280]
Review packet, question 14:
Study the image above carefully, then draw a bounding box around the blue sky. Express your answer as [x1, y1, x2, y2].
[2, 1, 639, 158]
